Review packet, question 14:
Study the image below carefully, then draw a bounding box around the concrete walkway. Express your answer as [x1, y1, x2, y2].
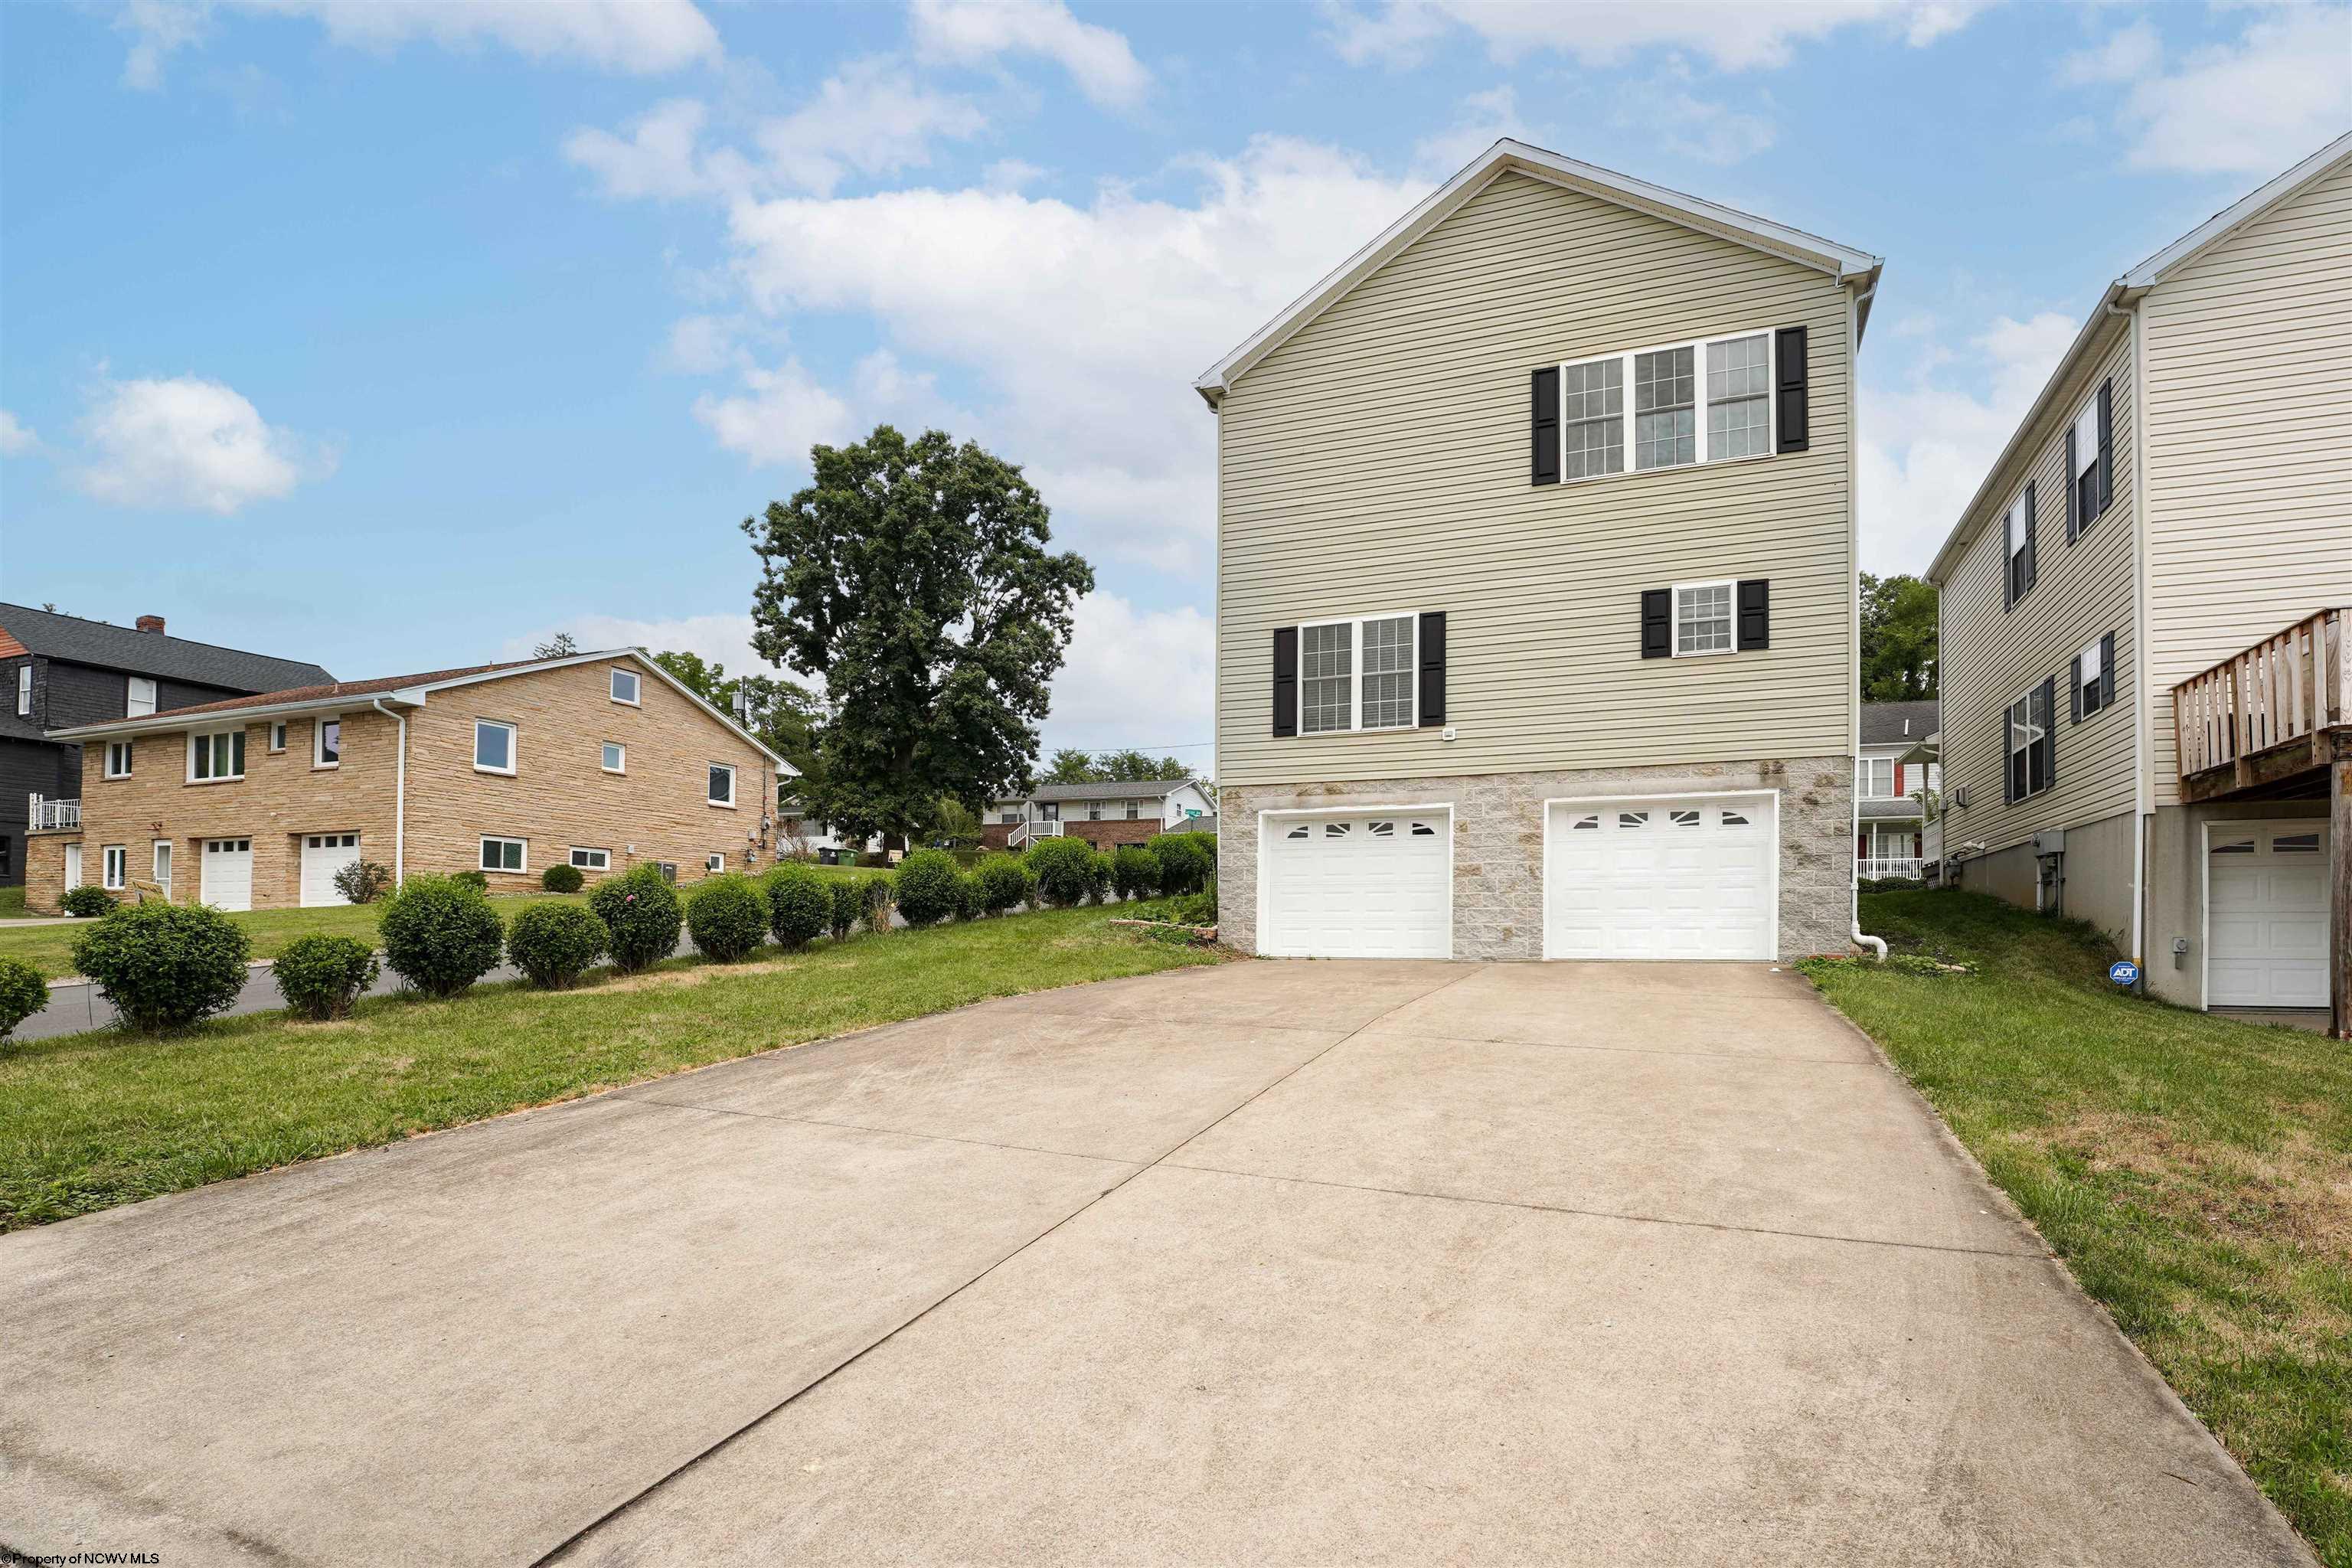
[0, 962, 2312, 1566]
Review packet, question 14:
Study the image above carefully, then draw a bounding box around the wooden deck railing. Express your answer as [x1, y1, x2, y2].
[2172, 607, 2349, 780]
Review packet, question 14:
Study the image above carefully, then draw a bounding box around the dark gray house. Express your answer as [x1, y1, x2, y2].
[0, 606, 332, 888]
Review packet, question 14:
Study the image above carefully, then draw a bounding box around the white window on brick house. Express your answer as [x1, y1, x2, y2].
[610, 667, 639, 705]
[569, 847, 610, 871]
[707, 763, 735, 807]
[102, 844, 127, 889]
[474, 719, 516, 775]
[315, 717, 340, 768]
[104, 740, 133, 779]
[189, 727, 247, 782]
[603, 742, 626, 774]
[270, 721, 288, 752]
[706, 852, 725, 874]
[479, 835, 526, 873]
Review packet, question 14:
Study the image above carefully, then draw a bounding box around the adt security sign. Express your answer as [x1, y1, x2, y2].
[2109, 959, 2141, 988]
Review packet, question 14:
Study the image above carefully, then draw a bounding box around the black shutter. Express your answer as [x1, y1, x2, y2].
[2023, 482, 2037, 594]
[1530, 368, 1560, 485]
[2064, 429, 2079, 544]
[1271, 627, 1297, 738]
[2096, 380, 2114, 513]
[2004, 518, 2015, 612]
[1736, 579, 1769, 651]
[2037, 677, 2056, 790]
[1640, 590, 1670, 659]
[1774, 326, 1808, 453]
[2099, 632, 2115, 711]
[1418, 612, 1446, 727]
[2069, 654, 2084, 724]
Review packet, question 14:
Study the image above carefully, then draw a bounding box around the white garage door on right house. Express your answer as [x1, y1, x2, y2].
[200, 838, 253, 913]
[2207, 822, 2331, 1008]
[301, 833, 362, 907]
[1545, 794, 1777, 960]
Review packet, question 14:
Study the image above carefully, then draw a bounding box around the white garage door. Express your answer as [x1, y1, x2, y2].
[1546, 796, 1775, 960]
[2208, 822, 2328, 1008]
[301, 832, 361, 907]
[1261, 811, 1451, 958]
[201, 838, 253, 913]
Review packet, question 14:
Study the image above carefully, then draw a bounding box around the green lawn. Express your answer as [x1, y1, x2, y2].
[0, 905, 1223, 1231]
[1805, 890, 2350, 1566]
[0, 887, 25, 920]
[0, 892, 586, 982]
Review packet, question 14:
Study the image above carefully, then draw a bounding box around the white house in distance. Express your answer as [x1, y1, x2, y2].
[1857, 700, 1939, 879]
[983, 779, 1215, 851]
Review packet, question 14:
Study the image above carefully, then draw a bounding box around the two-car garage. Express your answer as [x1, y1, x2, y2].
[1255, 792, 1779, 962]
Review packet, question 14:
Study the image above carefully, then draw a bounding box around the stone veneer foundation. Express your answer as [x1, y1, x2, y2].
[1217, 754, 1854, 962]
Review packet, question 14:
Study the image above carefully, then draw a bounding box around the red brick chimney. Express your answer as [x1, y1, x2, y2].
[136, 615, 165, 634]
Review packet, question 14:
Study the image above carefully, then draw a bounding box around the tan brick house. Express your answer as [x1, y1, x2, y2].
[24, 648, 789, 913]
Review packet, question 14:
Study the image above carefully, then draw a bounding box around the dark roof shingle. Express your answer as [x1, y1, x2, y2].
[1860, 700, 1939, 748]
[0, 604, 332, 694]
[149, 661, 539, 719]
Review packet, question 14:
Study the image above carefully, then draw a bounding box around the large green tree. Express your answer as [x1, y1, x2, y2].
[1860, 573, 1939, 701]
[744, 425, 1094, 844]
[649, 649, 825, 780]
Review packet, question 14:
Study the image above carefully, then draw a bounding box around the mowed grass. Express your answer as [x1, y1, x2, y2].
[0, 904, 1223, 1231]
[1805, 890, 2351, 1565]
[0, 886, 25, 919]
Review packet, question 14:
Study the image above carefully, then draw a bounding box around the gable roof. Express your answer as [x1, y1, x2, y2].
[45, 648, 792, 769]
[1860, 701, 1939, 748]
[0, 603, 333, 693]
[1928, 131, 2352, 584]
[1194, 138, 1883, 406]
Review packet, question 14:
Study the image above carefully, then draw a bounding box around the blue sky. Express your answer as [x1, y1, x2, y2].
[3, 1, 2346, 766]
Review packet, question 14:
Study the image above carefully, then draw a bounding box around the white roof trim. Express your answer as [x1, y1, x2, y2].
[47, 691, 422, 740]
[1193, 138, 1883, 404]
[2123, 130, 2352, 288]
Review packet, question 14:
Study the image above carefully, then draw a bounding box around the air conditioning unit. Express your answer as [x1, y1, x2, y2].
[2033, 828, 2066, 856]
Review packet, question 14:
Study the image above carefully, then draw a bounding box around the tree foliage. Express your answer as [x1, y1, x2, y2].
[534, 632, 580, 658]
[650, 648, 824, 780]
[744, 424, 1094, 845]
[1043, 747, 1194, 785]
[1860, 573, 1939, 701]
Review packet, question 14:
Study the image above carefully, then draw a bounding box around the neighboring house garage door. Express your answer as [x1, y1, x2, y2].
[301, 833, 361, 907]
[1260, 811, 1450, 958]
[1546, 796, 1775, 960]
[2207, 822, 2329, 1008]
[201, 838, 253, 913]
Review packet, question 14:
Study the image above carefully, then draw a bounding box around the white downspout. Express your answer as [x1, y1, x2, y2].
[2112, 291, 2153, 974]
[371, 699, 407, 884]
[1848, 280, 1886, 962]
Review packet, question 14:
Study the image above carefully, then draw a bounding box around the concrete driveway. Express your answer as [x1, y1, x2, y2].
[0, 961, 2312, 1566]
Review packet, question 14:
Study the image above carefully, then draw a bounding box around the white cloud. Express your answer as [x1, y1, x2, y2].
[662, 313, 743, 374]
[564, 99, 749, 201]
[911, 0, 1151, 109]
[0, 410, 38, 456]
[118, 0, 721, 88]
[71, 374, 335, 514]
[1321, 0, 1985, 73]
[2087, 6, 2352, 175]
[1617, 74, 1777, 165]
[1858, 310, 2079, 574]
[1411, 85, 1533, 178]
[1043, 593, 1214, 756]
[693, 358, 855, 468]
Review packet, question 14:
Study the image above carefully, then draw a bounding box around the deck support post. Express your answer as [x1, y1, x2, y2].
[2332, 734, 2350, 1040]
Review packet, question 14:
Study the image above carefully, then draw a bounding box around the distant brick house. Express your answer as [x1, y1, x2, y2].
[981, 779, 1216, 851]
[25, 648, 789, 913]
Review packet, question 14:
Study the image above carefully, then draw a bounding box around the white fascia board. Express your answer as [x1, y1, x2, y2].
[1193, 138, 1884, 405]
[46, 691, 420, 741]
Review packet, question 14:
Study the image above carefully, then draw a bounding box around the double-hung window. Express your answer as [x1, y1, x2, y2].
[480, 835, 526, 873]
[1552, 331, 1774, 479]
[1562, 357, 1624, 479]
[1298, 613, 1416, 733]
[1634, 347, 1696, 469]
[2006, 681, 2054, 802]
[104, 740, 133, 779]
[102, 844, 126, 890]
[126, 677, 157, 717]
[2070, 394, 2103, 532]
[707, 763, 735, 807]
[2074, 633, 2115, 721]
[1672, 581, 1735, 657]
[474, 719, 516, 775]
[2004, 489, 2036, 606]
[190, 727, 246, 782]
[1857, 757, 1896, 799]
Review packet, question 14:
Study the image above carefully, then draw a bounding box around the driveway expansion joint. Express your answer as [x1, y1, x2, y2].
[619, 1095, 1133, 1168]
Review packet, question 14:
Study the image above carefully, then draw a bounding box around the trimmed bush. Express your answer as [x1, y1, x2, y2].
[507, 902, 609, 989]
[59, 885, 116, 918]
[452, 870, 489, 893]
[1110, 844, 1161, 902]
[893, 849, 962, 928]
[332, 859, 393, 905]
[70, 900, 252, 1031]
[767, 864, 829, 949]
[1025, 836, 1097, 907]
[0, 956, 49, 1043]
[590, 863, 684, 973]
[274, 935, 379, 1021]
[687, 874, 767, 962]
[1147, 832, 1216, 895]
[828, 877, 862, 941]
[975, 854, 1033, 916]
[377, 874, 505, 998]
[860, 874, 894, 934]
[540, 863, 585, 893]
[952, 871, 984, 923]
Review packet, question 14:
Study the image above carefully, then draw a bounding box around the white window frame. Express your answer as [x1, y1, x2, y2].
[609, 667, 640, 706]
[479, 835, 528, 874]
[1670, 579, 1737, 658]
[188, 727, 247, 782]
[269, 720, 288, 752]
[1295, 610, 1420, 734]
[15, 665, 28, 716]
[2007, 685, 2051, 802]
[2076, 637, 2107, 717]
[2004, 491, 2032, 599]
[152, 840, 172, 896]
[314, 715, 341, 769]
[568, 846, 610, 871]
[104, 739, 134, 779]
[474, 718, 518, 776]
[1551, 328, 1777, 485]
[1856, 756, 1896, 799]
[126, 676, 157, 717]
[102, 844, 127, 890]
[602, 741, 626, 774]
[706, 852, 725, 874]
[707, 762, 737, 808]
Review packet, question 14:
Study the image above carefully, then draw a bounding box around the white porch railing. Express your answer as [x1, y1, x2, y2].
[1008, 818, 1063, 849]
[1859, 856, 1925, 881]
[28, 794, 80, 831]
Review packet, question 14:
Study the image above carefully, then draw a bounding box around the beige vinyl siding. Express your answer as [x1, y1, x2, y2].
[2141, 149, 2352, 805]
[1215, 170, 1854, 786]
[1938, 322, 2140, 860]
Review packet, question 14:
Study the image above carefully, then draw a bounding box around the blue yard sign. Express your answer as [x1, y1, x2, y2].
[2109, 960, 2141, 988]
